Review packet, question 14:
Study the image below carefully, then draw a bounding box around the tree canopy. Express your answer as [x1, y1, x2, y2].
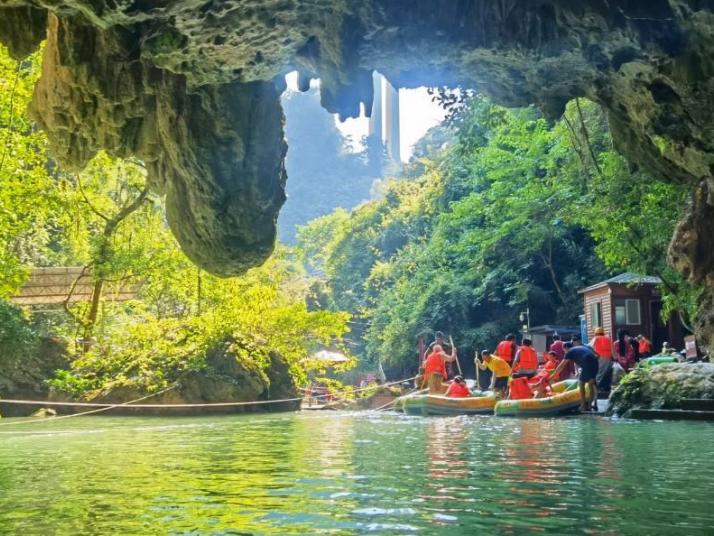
[0, 44, 351, 398]
[298, 95, 692, 373]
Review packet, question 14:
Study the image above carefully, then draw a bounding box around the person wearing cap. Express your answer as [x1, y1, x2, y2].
[445, 376, 471, 398]
[591, 327, 616, 394]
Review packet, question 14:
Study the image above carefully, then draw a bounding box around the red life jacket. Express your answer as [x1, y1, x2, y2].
[592, 335, 613, 358]
[516, 345, 538, 371]
[529, 359, 556, 384]
[424, 351, 447, 378]
[496, 340, 514, 362]
[509, 377, 532, 400]
[446, 382, 470, 398]
[639, 339, 652, 354]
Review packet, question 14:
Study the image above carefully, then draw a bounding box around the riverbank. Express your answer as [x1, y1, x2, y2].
[1, 336, 302, 417]
[609, 362, 714, 417]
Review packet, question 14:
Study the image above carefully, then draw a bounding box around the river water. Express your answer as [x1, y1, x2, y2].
[0, 412, 712, 535]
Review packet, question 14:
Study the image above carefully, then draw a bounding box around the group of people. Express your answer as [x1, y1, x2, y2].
[417, 328, 655, 412]
[478, 333, 602, 411]
[590, 327, 652, 393]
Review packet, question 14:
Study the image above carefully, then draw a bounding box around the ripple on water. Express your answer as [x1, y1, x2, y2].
[1, 413, 714, 534]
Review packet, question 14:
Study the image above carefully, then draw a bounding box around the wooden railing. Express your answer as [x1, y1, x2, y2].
[10, 267, 137, 306]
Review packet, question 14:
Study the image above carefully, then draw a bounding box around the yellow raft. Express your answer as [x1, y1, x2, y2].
[494, 379, 590, 417]
[400, 391, 497, 416]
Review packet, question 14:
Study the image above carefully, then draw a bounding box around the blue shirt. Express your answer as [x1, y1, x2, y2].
[564, 346, 598, 368]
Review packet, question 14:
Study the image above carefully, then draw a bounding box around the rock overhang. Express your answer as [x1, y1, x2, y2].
[1, 0, 714, 348]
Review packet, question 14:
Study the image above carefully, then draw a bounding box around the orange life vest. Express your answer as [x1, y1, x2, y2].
[529, 359, 556, 384]
[424, 351, 447, 378]
[592, 335, 613, 358]
[446, 382, 470, 398]
[509, 377, 532, 400]
[496, 340, 515, 362]
[516, 345, 538, 371]
[639, 339, 652, 354]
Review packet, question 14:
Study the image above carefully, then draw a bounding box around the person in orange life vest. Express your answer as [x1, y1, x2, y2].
[423, 344, 457, 394]
[512, 338, 538, 378]
[495, 333, 517, 364]
[529, 351, 558, 398]
[425, 331, 454, 377]
[508, 377, 533, 400]
[445, 375, 471, 398]
[529, 351, 558, 384]
[591, 327, 616, 394]
[637, 334, 653, 358]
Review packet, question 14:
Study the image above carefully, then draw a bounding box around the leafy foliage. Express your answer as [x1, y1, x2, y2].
[0, 300, 39, 367]
[299, 95, 691, 373]
[0, 45, 351, 399]
[0, 45, 61, 296]
[49, 252, 350, 395]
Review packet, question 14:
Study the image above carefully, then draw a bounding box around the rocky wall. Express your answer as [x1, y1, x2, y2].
[609, 362, 714, 416]
[1, 1, 714, 349]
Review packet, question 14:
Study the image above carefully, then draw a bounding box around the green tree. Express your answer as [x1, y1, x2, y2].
[0, 45, 59, 296]
[299, 95, 692, 373]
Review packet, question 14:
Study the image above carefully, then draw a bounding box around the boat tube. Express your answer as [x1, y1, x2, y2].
[494, 379, 589, 417]
[399, 391, 498, 416]
[639, 355, 679, 368]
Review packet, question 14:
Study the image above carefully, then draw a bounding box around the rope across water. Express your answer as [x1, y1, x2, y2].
[0, 376, 416, 428]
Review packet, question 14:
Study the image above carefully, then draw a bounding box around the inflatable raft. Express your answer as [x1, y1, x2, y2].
[640, 355, 679, 368]
[494, 379, 589, 417]
[400, 391, 497, 416]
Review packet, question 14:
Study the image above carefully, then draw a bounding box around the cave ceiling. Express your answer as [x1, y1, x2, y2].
[1, 1, 714, 349]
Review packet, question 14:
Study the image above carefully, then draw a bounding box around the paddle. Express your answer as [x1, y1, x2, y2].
[474, 351, 481, 390]
[449, 334, 463, 377]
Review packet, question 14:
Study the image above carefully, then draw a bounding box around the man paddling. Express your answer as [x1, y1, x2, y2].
[423, 344, 457, 394]
[425, 331, 454, 378]
[476, 350, 511, 398]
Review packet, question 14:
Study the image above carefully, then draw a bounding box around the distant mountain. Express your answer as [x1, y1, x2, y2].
[278, 88, 386, 243]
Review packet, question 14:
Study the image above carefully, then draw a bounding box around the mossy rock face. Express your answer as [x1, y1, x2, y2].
[2, 2, 714, 354]
[85, 343, 299, 415]
[609, 363, 714, 417]
[0, 337, 70, 417]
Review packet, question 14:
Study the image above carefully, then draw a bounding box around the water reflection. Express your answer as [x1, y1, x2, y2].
[1, 414, 714, 534]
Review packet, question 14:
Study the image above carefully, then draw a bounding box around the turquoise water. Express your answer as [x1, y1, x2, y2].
[0, 412, 713, 535]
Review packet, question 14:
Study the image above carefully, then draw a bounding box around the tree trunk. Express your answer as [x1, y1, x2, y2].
[78, 184, 150, 350]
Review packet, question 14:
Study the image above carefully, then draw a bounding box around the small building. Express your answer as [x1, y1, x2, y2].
[579, 272, 685, 351]
[521, 325, 580, 357]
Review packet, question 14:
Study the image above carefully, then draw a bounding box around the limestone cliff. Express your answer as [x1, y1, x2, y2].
[1, 1, 714, 350]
